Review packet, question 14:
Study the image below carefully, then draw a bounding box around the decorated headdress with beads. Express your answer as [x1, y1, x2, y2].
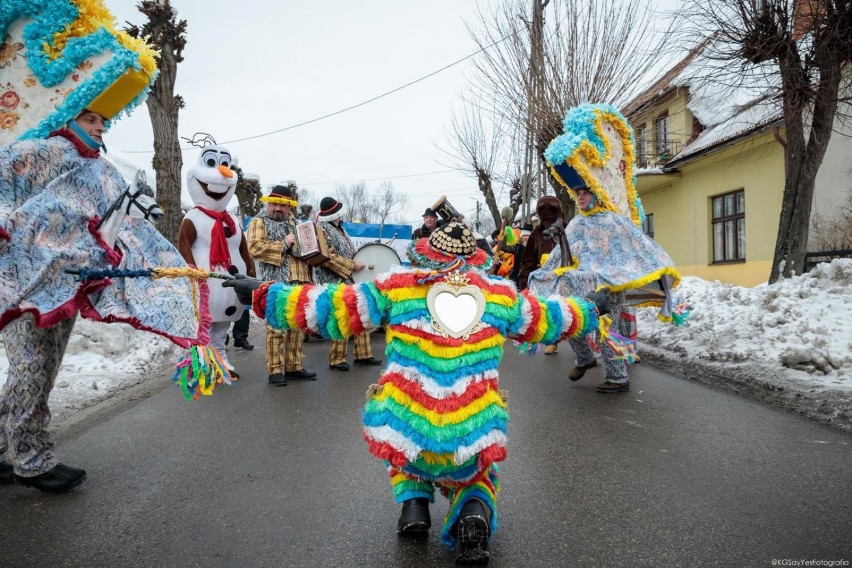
[0, 0, 159, 145]
[545, 103, 645, 227]
[408, 222, 492, 272]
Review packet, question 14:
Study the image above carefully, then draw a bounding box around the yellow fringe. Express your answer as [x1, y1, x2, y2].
[332, 285, 351, 338]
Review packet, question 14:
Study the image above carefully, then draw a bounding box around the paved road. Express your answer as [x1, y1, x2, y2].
[2, 331, 850, 568]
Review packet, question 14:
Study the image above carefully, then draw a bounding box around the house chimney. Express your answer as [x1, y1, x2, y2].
[792, 0, 824, 40]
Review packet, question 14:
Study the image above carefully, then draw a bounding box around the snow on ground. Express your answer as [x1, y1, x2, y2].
[1, 260, 851, 429]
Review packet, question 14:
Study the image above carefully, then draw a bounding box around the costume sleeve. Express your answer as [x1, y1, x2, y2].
[246, 217, 286, 266]
[318, 225, 355, 279]
[251, 280, 389, 339]
[505, 289, 598, 345]
[177, 219, 197, 266]
[322, 250, 355, 280]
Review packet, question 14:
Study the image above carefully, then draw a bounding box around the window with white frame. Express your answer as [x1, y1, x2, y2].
[711, 190, 745, 263]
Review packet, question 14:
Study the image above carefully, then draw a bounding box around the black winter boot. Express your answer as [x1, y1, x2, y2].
[15, 463, 87, 493]
[397, 498, 431, 535]
[455, 498, 490, 565]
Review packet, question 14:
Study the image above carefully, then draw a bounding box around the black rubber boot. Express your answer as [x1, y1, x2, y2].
[0, 464, 14, 484]
[15, 463, 87, 493]
[397, 498, 431, 535]
[455, 498, 490, 565]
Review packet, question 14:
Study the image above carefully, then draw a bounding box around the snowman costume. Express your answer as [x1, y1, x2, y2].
[178, 145, 255, 374]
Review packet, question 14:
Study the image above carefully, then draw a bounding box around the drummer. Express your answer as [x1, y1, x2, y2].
[313, 197, 383, 371]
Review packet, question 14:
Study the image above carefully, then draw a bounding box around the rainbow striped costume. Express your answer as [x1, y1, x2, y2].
[252, 264, 598, 546]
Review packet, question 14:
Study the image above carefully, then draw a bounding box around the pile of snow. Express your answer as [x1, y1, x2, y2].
[637, 258, 852, 391]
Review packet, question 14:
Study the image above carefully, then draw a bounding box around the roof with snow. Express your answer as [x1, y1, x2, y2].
[625, 37, 783, 168]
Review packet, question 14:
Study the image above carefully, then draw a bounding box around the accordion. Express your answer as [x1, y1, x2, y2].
[293, 221, 331, 267]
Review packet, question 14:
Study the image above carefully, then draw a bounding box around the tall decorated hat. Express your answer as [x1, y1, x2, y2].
[0, 0, 158, 145]
[544, 103, 645, 227]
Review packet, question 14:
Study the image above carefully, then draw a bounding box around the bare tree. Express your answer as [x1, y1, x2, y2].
[336, 182, 371, 223]
[232, 165, 262, 218]
[334, 181, 409, 224]
[458, 0, 665, 219]
[810, 191, 852, 250]
[671, 0, 852, 282]
[371, 181, 409, 226]
[442, 94, 507, 229]
[125, 0, 187, 245]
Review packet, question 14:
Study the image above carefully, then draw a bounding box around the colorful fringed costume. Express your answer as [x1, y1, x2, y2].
[246, 233, 600, 547]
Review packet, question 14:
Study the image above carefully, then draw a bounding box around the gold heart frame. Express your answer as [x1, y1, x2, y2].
[427, 283, 486, 340]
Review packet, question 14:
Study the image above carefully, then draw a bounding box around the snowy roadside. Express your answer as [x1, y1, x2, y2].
[1, 259, 850, 432]
[635, 259, 852, 431]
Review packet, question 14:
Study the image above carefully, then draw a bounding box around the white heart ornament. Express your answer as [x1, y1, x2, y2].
[427, 283, 486, 339]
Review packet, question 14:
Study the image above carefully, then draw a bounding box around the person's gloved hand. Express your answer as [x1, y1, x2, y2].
[585, 288, 611, 316]
[222, 274, 263, 305]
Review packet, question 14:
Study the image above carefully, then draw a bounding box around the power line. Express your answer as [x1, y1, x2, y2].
[300, 168, 461, 186]
[125, 32, 514, 154]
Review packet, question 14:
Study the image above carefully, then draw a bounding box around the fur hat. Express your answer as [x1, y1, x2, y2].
[317, 197, 345, 222]
[407, 221, 492, 271]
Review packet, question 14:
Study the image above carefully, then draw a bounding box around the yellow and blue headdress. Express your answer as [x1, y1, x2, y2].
[545, 103, 645, 227]
[0, 0, 158, 145]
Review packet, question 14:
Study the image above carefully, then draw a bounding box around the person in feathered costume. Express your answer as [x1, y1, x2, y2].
[178, 145, 255, 378]
[528, 103, 681, 393]
[223, 222, 610, 565]
[0, 0, 213, 493]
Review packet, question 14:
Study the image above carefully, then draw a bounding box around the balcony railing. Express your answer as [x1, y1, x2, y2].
[635, 139, 682, 168]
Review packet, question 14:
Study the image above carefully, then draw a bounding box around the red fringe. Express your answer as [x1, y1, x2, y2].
[365, 436, 410, 469]
[379, 372, 500, 412]
[343, 286, 365, 335]
[0, 279, 110, 333]
[294, 285, 312, 330]
[476, 444, 507, 471]
[252, 282, 272, 318]
[0, 226, 9, 241]
[565, 301, 581, 338]
[515, 290, 542, 343]
[87, 217, 122, 266]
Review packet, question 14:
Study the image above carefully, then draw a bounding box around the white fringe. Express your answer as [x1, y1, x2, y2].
[454, 430, 507, 465]
[364, 425, 422, 462]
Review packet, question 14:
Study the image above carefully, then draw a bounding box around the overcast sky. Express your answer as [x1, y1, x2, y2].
[107, 0, 678, 227]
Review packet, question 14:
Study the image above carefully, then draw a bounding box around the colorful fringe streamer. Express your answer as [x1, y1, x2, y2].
[672, 296, 692, 326]
[171, 344, 234, 402]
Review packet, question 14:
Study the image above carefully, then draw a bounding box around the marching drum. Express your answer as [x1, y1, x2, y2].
[352, 243, 401, 283]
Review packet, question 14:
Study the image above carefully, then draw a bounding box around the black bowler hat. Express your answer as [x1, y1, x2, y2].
[423, 208, 437, 218]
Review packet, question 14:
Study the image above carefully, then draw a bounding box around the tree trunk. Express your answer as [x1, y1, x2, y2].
[769, 49, 839, 283]
[146, 40, 182, 246]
